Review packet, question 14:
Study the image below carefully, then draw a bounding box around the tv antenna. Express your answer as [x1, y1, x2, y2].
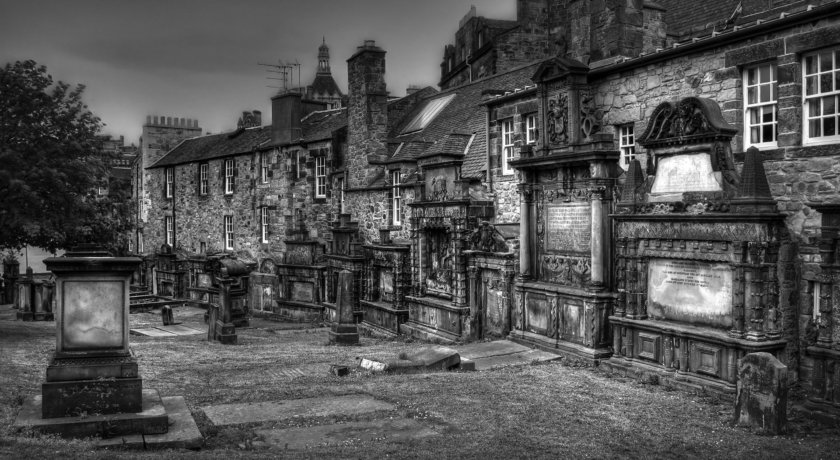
[259, 59, 302, 92]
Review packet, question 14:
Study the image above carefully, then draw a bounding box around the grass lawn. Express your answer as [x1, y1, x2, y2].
[1, 307, 838, 459]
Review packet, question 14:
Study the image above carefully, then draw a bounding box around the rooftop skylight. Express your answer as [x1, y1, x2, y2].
[400, 94, 456, 134]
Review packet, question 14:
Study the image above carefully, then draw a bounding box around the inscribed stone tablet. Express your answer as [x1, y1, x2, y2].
[648, 259, 732, 328]
[62, 280, 125, 350]
[650, 153, 722, 195]
[291, 281, 314, 303]
[545, 203, 591, 252]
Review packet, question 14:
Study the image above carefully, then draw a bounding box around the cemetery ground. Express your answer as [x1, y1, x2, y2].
[1, 306, 838, 459]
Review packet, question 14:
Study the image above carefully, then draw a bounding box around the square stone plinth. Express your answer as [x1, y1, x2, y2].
[42, 377, 142, 418]
[45, 356, 139, 382]
[328, 323, 359, 345]
[15, 389, 168, 438]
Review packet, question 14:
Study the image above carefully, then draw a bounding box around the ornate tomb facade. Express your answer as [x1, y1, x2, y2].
[507, 57, 620, 361]
[605, 97, 793, 393]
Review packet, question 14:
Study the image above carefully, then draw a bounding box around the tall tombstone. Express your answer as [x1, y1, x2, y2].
[734, 352, 788, 434]
[329, 269, 359, 345]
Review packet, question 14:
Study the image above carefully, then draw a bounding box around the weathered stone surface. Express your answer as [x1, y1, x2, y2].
[42, 377, 143, 418]
[202, 395, 395, 427]
[256, 418, 439, 450]
[329, 269, 359, 345]
[734, 352, 788, 434]
[456, 340, 561, 370]
[16, 389, 168, 438]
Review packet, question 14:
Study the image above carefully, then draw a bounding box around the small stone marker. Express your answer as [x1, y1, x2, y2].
[734, 352, 788, 434]
[358, 346, 461, 374]
[161, 305, 174, 325]
[328, 269, 359, 345]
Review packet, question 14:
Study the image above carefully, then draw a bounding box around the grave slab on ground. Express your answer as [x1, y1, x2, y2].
[202, 394, 395, 427]
[256, 418, 439, 450]
[97, 396, 204, 450]
[130, 324, 205, 337]
[456, 340, 561, 370]
[360, 345, 462, 373]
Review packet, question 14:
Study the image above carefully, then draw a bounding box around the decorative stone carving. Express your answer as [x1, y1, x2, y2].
[547, 93, 569, 145]
[468, 221, 508, 253]
[639, 97, 738, 146]
[580, 94, 605, 141]
[541, 255, 590, 288]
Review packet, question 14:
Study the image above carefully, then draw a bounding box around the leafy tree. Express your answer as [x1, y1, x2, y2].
[0, 60, 126, 254]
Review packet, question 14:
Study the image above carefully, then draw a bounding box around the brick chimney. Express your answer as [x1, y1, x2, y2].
[271, 92, 302, 145]
[346, 40, 388, 188]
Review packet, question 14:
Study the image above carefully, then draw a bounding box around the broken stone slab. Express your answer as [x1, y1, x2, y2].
[256, 418, 439, 450]
[733, 352, 788, 434]
[358, 346, 461, 374]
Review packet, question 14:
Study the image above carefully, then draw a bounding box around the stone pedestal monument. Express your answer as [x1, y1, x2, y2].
[329, 269, 359, 345]
[16, 246, 169, 438]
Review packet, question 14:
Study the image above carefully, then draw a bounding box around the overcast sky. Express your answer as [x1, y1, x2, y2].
[0, 1, 516, 145]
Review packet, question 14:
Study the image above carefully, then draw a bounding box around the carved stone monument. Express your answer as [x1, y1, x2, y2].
[17, 246, 168, 437]
[329, 269, 359, 345]
[606, 98, 792, 393]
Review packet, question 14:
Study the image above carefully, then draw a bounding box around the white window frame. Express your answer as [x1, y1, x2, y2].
[525, 114, 537, 145]
[260, 207, 269, 243]
[337, 176, 345, 214]
[224, 159, 234, 195]
[803, 48, 840, 145]
[743, 63, 778, 149]
[619, 124, 636, 167]
[501, 118, 515, 175]
[260, 151, 269, 184]
[224, 215, 233, 250]
[165, 167, 174, 198]
[315, 156, 327, 198]
[199, 163, 208, 195]
[392, 170, 402, 226]
[165, 215, 174, 246]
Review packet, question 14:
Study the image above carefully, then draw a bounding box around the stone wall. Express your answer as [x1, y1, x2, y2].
[346, 42, 387, 189]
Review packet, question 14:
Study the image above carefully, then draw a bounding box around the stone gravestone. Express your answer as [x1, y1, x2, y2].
[329, 269, 359, 345]
[733, 352, 788, 434]
[23, 246, 169, 437]
[161, 305, 174, 326]
[210, 268, 237, 344]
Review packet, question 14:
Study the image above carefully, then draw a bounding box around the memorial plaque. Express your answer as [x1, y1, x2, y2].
[380, 272, 394, 295]
[648, 259, 733, 328]
[561, 303, 584, 340]
[545, 203, 591, 252]
[526, 293, 549, 334]
[291, 281, 314, 303]
[198, 273, 212, 288]
[650, 153, 722, 196]
[62, 280, 125, 350]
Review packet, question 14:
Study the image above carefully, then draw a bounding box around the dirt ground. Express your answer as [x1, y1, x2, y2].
[1, 305, 838, 459]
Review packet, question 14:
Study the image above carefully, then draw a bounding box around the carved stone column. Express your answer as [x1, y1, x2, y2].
[518, 183, 534, 279]
[614, 238, 627, 317]
[589, 185, 607, 288]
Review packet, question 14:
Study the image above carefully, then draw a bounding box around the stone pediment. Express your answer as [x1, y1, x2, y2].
[531, 57, 589, 83]
[638, 97, 738, 147]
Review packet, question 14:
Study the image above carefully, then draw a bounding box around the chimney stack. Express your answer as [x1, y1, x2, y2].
[346, 40, 388, 188]
[271, 92, 302, 145]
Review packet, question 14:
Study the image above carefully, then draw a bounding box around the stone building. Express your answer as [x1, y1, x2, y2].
[136, 0, 840, 418]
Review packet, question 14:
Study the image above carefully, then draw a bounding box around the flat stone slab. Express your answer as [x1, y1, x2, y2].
[256, 418, 439, 450]
[130, 324, 205, 337]
[202, 394, 395, 427]
[456, 340, 561, 371]
[98, 396, 204, 450]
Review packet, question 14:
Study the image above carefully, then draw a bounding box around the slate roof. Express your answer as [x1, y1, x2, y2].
[301, 108, 346, 143]
[148, 126, 271, 169]
[387, 61, 541, 179]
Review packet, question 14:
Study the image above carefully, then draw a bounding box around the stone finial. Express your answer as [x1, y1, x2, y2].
[738, 146, 772, 199]
[620, 159, 645, 203]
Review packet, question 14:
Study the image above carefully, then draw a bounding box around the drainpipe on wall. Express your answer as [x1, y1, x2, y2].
[485, 107, 492, 193]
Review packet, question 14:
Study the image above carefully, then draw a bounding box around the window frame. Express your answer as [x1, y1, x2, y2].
[165, 215, 174, 247]
[260, 151, 269, 184]
[224, 159, 234, 195]
[337, 176, 345, 214]
[260, 207, 269, 243]
[391, 170, 402, 226]
[501, 118, 515, 175]
[199, 163, 208, 195]
[224, 215, 233, 250]
[525, 114, 537, 145]
[803, 48, 840, 145]
[315, 155, 327, 198]
[743, 62, 778, 149]
[618, 124, 636, 167]
[165, 167, 174, 198]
